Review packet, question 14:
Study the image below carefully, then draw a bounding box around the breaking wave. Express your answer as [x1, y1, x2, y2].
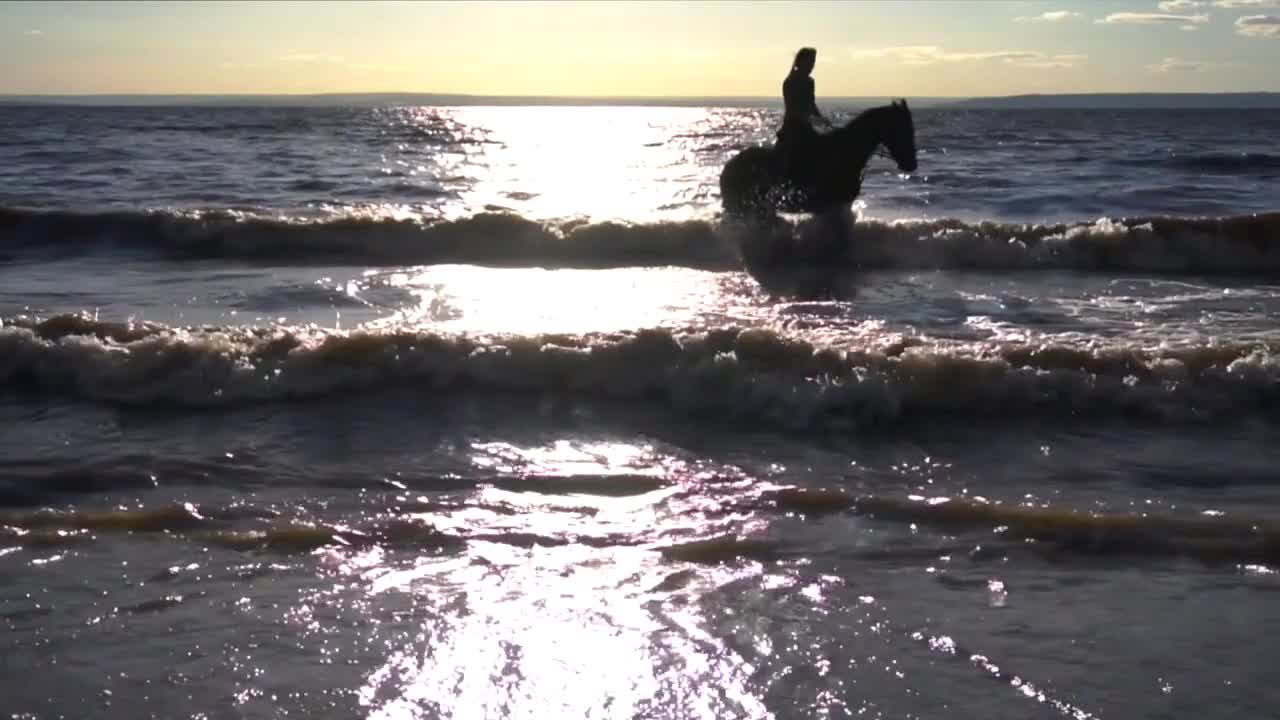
[3, 205, 1280, 274]
[4, 313, 1280, 429]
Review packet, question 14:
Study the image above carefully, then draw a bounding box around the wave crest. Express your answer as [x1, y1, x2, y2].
[4, 313, 1279, 428]
[0, 206, 734, 268]
[4, 206, 1279, 274]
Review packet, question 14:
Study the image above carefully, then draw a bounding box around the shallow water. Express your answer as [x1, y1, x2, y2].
[2, 104, 1280, 719]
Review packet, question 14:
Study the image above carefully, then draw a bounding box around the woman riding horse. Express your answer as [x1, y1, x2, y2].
[719, 93, 918, 270]
[777, 47, 832, 179]
[720, 100, 917, 217]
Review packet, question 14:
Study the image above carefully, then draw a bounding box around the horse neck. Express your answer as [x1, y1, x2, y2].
[833, 109, 888, 169]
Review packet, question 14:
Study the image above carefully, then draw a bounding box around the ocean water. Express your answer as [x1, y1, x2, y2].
[2, 103, 1280, 719]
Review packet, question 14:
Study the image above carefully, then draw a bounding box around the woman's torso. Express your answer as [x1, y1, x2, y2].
[782, 72, 815, 132]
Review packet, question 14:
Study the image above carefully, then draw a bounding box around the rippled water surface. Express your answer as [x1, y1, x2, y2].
[2, 104, 1280, 719]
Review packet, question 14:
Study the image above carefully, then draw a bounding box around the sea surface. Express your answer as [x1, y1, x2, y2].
[2, 103, 1280, 719]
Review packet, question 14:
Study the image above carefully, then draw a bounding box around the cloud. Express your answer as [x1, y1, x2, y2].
[1017, 54, 1088, 68]
[1145, 56, 1235, 70]
[349, 63, 409, 73]
[278, 52, 345, 64]
[848, 46, 1085, 68]
[1214, 0, 1277, 8]
[1235, 13, 1280, 34]
[1098, 12, 1210, 23]
[1014, 10, 1081, 21]
[219, 62, 261, 70]
[23, 29, 42, 36]
[1158, 0, 1205, 10]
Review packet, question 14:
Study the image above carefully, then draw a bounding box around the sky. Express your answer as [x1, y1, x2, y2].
[2, 0, 1279, 97]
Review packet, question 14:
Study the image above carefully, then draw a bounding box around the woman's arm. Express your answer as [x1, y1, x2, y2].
[807, 78, 831, 125]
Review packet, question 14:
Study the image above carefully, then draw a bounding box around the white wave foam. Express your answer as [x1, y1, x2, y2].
[4, 314, 1279, 428]
[4, 206, 1278, 275]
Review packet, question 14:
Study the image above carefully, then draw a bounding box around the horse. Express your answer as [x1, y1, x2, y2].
[717, 100, 918, 278]
[719, 99, 918, 219]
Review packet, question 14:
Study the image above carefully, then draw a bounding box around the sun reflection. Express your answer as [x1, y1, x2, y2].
[441, 107, 727, 222]
[362, 265, 731, 335]
[471, 439, 664, 477]
[321, 436, 779, 719]
[351, 543, 770, 720]
[373, 105, 777, 223]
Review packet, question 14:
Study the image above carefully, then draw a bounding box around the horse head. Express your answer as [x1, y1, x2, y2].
[882, 99, 917, 174]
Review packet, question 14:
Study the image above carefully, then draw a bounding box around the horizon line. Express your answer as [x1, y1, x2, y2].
[3, 91, 1280, 109]
[3, 90, 1279, 99]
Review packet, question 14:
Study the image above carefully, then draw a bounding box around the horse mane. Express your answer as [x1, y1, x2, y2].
[840, 102, 905, 135]
[851, 104, 889, 124]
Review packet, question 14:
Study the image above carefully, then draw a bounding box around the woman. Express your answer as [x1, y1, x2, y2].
[777, 47, 831, 178]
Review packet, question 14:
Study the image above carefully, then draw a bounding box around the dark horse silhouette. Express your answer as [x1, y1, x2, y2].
[717, 100, 918, 280]
[720, 100, 918, 219]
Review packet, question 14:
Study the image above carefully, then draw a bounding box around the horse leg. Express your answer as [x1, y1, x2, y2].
[722, 164, 784, 228]
[721, 189, 790, 272]
[827, 204, 856, 236]
[796, 206, 855, 265]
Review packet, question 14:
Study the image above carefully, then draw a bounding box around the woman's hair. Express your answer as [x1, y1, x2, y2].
[792, 47, 817, 71]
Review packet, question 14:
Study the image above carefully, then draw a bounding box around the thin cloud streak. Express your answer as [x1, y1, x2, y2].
[1145, 56, 1236, 71]
[1214, 0, 1278, 8]
[1157, 0, 1206, 11]
[278, 52, 345, 65]
[1098, 12, 1211, 24]
[848, 45, 1085, 68]
[1234, 14, 1280, 35]
[1014, 10, 1081, 22]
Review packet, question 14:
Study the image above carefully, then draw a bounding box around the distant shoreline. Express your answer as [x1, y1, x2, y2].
[1, 92, 1279, 109]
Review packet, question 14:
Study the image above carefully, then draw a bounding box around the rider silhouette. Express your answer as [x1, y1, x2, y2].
[777, 47, 831, 180]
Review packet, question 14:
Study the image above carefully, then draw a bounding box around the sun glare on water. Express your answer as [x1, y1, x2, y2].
[361, 264, 747, 336]
[339, 439, 773, 719]
[429, 106, 747, 222]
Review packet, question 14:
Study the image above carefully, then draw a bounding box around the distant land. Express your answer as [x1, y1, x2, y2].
[0, 93, 932, 108]
[0, 92, 1278, 109]
[943, 93, 1280, 109]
